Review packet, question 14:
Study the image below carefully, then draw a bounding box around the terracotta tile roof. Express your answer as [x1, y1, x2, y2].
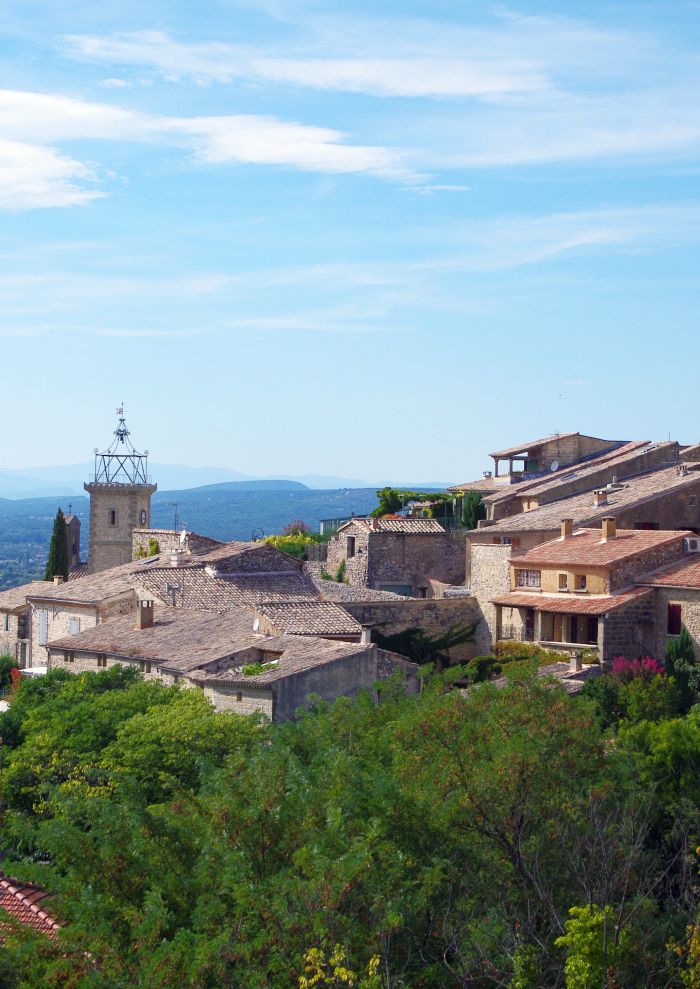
[340, 518, 446, 534]
[187, 635, 371, 687]
[491, 586, 652, 615]
[447, 477, 507, 494]
[0, 874, 60, 938]
[489, 431, 581, 460]
[482, 441, 660, 507]
[26, 555, 169, 606]
[511, 527, 691, 567]
[67, 563, 88, 581]
[639, 556, 700, 589]
[259, 601, 362, 636]
[0, 581, 56, 613]
[48, 606, 261, 673]
[133, 567, 318, 612]
[481, 466, 700, 535]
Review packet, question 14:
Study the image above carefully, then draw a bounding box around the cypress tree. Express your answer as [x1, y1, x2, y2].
[45, 507, 69, 582]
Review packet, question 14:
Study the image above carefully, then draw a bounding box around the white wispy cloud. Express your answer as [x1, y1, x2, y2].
[3, 202, 699, 333]
[64, 29, 548, 97]
[60, 16, 700, 170]
[0, 139, 102, 210]
[0, 88, 416, 209]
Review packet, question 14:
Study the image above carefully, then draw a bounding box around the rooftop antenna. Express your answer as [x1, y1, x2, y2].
[168, 502, 180, 532]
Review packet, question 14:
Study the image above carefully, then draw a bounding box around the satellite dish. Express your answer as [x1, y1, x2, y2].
[179, 529, 187, 545]
[550, 461, 559, 472]
[253, 617, 260, 632]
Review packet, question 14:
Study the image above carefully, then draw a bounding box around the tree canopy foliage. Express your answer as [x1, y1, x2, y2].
[1, 662, 700, 987]
[44, 507, 69, 582]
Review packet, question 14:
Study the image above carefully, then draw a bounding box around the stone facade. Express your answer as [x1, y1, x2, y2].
[339, 596, 481, 662]
[31, 594, 134, 666]
[599, 596, 656, 660]
[468, 543, 513, 654]
[131, 528, 219, 561]
[650, 587, 700, 662]
[0, 612, 30, 667]
[85, 482, 157, 573]
[326, 522, 465, 595]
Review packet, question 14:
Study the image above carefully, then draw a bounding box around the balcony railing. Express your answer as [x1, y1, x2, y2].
[500, 625, 535, 642]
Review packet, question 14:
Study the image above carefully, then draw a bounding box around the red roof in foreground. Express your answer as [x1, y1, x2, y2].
[0, 875, 60, 938]
[491, 587, 652, 616]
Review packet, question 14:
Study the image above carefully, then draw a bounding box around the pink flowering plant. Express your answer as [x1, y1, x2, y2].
[611, 656, 665, 683]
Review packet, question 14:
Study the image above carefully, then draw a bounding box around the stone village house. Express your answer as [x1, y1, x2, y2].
[326, 517, 466, 598]
[473, 517, 700, 662]
[47, 601, 418, 722]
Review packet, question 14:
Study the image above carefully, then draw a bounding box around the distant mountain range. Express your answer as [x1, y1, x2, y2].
[0, 463, 455, 500]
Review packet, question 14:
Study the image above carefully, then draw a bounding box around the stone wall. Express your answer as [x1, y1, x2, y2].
[0, 611, 31, 667]
[650, 587, 700, 661]
[132, 528, 219, 560]
[469, 543, 514, 654]
[32, 593, 134, 666]
[339, 596, 481, 663]
[216, 544, 305, 575]
[326, 523, 371, 584]
[327, 523, 465, 594]
[271, 646, 381, 721]
[86, 482, 156, 573]
[609, 537, 687, 591]
[200, 683, 274, 717]
[600, 596, 656, 661]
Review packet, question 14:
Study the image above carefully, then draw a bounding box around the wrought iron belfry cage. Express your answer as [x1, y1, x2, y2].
[92, 406, 151, 484]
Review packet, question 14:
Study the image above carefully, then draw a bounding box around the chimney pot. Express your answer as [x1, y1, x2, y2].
[601, 516, 617, 542]
[360, 627, 372, 645]
[593, 489, 608, 508]
[560, 518, 574, 540]
[53, 575, 64, 585]
[135, 599, 154, 630]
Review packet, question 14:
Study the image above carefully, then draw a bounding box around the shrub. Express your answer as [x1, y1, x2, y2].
[242, 661, 277, 676]
[0, 654, 17, 694]
[283, 519, 311, 536]
[464, 655, 499, 683]
[612, 656, 664, 683]
[335, 560, 347, 583]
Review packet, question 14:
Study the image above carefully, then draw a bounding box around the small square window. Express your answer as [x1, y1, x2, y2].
[236, 691, 243, 702]
[558, 573, 568, 591]
[65, 651, 75, 664]
[143, 661, 152, 674]
[576, 575, 587, 591]
[97, 656, 107, 668]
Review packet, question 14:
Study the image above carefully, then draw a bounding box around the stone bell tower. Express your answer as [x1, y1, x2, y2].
[84, 407, 157, 573]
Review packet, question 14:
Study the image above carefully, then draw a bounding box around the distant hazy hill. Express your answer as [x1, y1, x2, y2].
[188, 479, 309, 493]
[0, 463, 377, 499]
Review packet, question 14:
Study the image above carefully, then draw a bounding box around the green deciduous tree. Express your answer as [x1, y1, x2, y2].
[44, 508, 69, 582]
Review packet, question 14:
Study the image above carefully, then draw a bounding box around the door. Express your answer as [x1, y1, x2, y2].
[525, 608, 535, 641]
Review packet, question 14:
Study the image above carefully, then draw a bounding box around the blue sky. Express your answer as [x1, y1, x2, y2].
[1, 0, 699, 482]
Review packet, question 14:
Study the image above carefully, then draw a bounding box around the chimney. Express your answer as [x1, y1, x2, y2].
[593, 489, 608, 508]
[53, 575, 64, 585]
[170, 548, 184, 568]
[560, 518, 574, 540]
[601, 516, 617, 542]
[135, 600, 154, 630]
[569, 651, 583, 673]
[369, 518, 380, 531]
[360, 626, 372, 645]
